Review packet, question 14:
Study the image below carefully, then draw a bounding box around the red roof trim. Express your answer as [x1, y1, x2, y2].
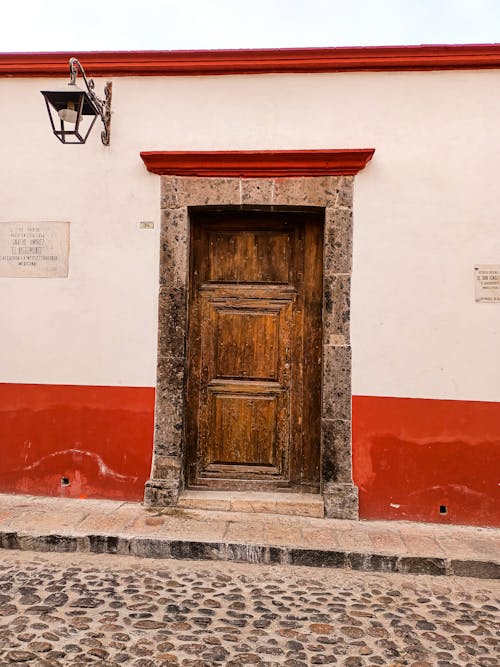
[139, 149, 375, 177]
[1, 44, 500, 77]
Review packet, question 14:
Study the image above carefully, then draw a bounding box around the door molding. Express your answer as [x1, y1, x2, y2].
[145, 171, 366, 519]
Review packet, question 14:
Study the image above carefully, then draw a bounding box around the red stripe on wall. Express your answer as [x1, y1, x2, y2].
[0, 384, 498, 526]
[353, 395, 500, 527]
[0, 383, 155, 502]
[2, 44, 500, 77]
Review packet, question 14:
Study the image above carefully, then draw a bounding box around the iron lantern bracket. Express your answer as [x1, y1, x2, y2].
[68, 57, 112, 146]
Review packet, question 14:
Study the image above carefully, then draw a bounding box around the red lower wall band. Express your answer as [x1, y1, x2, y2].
[0, 383, 498, 526]
[0, 383, 155, 502]
[353, 395, 500, 527]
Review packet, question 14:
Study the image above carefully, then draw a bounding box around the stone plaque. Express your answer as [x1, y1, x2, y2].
[0, 222, 69, 278]
[474, 265, 500, 302]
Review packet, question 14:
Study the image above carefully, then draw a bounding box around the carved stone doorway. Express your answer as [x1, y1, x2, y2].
[144, 173, 361, 519]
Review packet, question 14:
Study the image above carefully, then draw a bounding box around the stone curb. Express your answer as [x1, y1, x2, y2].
[0, 530, 498, 580]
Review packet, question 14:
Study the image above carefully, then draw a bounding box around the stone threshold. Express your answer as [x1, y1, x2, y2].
[1, 531, 498, 580]
[177, 490, 324, 517]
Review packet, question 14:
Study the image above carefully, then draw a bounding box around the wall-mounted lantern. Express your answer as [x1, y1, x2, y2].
[41, 58, 112, 145]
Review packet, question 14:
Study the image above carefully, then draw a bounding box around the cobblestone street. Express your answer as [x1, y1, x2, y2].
[0, 552, 498, 666]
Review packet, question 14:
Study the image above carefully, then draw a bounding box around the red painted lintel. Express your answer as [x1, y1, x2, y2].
[139, 149, 375, 177]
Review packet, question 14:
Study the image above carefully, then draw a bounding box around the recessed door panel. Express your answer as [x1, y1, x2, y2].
[213, 306, 280, 381]
[208, 390, 280, 466]
[208, 230, 291, 283]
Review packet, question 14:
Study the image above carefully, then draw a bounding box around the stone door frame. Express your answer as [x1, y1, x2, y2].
[145, 175, 359, 519]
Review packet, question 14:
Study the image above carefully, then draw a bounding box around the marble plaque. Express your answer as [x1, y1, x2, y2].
[474, 265, 500, 302]
[0, 222, 69, 278]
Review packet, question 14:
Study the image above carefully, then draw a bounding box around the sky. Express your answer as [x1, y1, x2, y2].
[1, 0, 499, 52]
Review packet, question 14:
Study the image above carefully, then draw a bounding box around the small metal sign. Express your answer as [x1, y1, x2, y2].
[474, 265, 500, 302]
[0, 222, 69, 278]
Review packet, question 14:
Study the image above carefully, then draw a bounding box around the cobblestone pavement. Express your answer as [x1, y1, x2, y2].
[0, 551, 498, 666]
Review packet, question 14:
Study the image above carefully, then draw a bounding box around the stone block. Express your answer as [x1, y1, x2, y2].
[223, 542, 268, 564]
[323, 274, 350, 346]
[289, 548, 347, 568]
[153, 401, 184, 458]
[0, 531, 18, 549]
[31, 535, 78, 553]
[450, 560, 500, 579]
[176, 177, 241, 207]
[371, 532, 407, 554]
[268, 546, 288, 564]
[224, 521, 266, 542]
[300, 527, 339, 549]
[160, 176, 180, 209]
[88, 534, 130, 555]
[156, 356, 185, 400]
[157, 423, 182, 454]
[77, 508, 141, 534]
[131, 537, 172, 559]
[259, 523, 304, 545]
[144, 477, 181, 508]
[323, 482, 359, 519]
[335, 176, 354, 208]
[159, 208, 189, 287]
[0, 510, 15, 526]
[321, 418, 352, 483]
[230, 498, 276, 514]
[397, 556, 447, 576]
[322, 345, 352, 420]
[3, 509, 86, 532]
[179, 494, 231, 511]
[272, 177, 307, 206]
[169, 540, 220, 560]
[241, 178, 274, 204]
[302, 176, 343, 207]
[273, 177, 341, 207]
[151, 455, 183, 481]
[401, 534, 444, 557]
[347, 552, 398, 573]
[157, 288, 187, 360]
[324, 206, 353, 275]
[275, 498, 324, 518]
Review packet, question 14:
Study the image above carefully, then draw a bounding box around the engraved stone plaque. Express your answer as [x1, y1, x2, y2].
[0, 222, 69, 278]
[474, 265, 500, 302]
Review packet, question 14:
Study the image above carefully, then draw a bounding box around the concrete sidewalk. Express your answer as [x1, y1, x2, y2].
[0, 493, 498, 579]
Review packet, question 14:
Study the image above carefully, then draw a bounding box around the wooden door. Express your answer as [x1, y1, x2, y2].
[186, 210, 323, 492]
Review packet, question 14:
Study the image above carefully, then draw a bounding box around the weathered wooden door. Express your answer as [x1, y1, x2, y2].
[186, 210, 323, 492]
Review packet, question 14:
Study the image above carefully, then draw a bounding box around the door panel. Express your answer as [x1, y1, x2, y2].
[208, 388, 281, 466]
[186, 210, 323, 491]
[213, 306, 280, 381]
[208, 230, 292, 283]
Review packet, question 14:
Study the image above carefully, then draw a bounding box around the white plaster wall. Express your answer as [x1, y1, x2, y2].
[0, 70, 499, 401]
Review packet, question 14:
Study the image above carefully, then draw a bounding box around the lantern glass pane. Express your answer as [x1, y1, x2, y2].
[41, 89, 99, 144]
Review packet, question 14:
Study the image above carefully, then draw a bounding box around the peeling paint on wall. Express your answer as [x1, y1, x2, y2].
[0, 383, 155, 501]
[353, 395, 500, 527]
